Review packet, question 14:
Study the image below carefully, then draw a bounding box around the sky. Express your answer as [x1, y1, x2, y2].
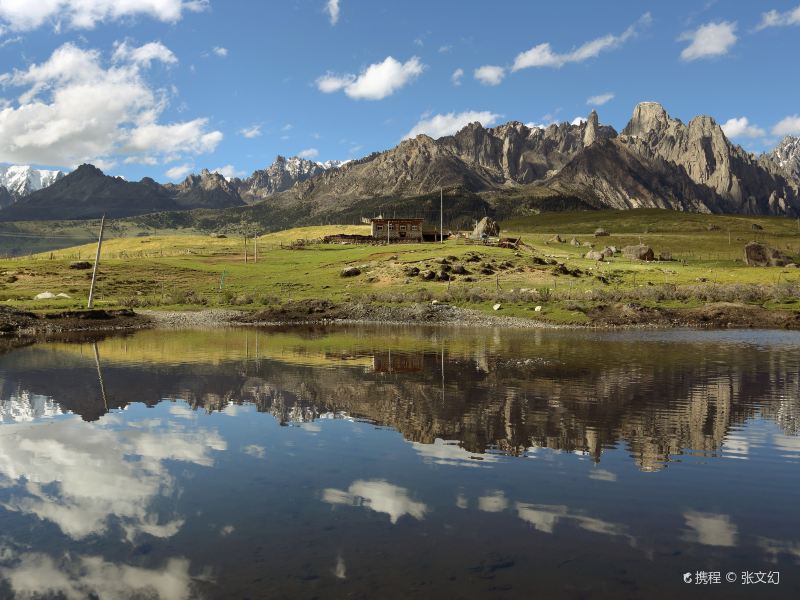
[0, 0, 798, 182]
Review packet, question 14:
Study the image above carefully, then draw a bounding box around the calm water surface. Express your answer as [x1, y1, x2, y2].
[0, 326, 798, 599]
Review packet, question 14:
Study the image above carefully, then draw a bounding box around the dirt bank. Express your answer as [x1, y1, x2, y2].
[2, 300, 799, 338]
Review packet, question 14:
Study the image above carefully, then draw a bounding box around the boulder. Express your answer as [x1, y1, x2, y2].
[419, 270, 436, 280]
[751, 223, 763, 231]
[34, 291, 56, 300]
[471, 217, 500, 239]
[622, 244, 655, 261]
[403, 265, 420, 276]
[549, 234, 564, 243]
[493, 303, 502, 311]
[569, 237, 580, 246]
[69, 261, 93, 270]
[743, 242, 791, 267]
[658, 251, 673, 261]
[593, 228, 610, 237]
[340, 266, 361, 277]
[585, 250, 604, 261]
[601, 247, 615, 258]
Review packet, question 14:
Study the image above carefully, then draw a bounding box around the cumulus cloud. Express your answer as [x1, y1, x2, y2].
[0, 42, 222, 167]
[239, 124, 262, 138]
[0, 0, 207, 32]
[512, 13, 651, 70]
[212, 46, 228, 57]
[756, 5, 800, 30]
[165, 163, 194, 179]
[316, 56, 424, 100]
[772, 115, 800, 136]
[325, 0, 340, 25]
[571, 116, 587, 126]
[721, 117, 766, 139]
[679, 21, 737, 61]
[403, 110, 501, 140]
[586, 92, 614, 106]
[474, 65, 505, 86]
[450, 67, 464, 86]
[297, 148, 319, 159]
[112, 41, 177, 67]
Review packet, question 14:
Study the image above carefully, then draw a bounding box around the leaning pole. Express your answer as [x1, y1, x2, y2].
[87, 214, 106, 309]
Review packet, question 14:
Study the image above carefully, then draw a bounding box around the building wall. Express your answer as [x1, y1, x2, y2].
[371, 220, 423, 241]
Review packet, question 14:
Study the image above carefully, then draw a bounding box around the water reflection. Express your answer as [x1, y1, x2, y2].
[0, 326, 797, 598]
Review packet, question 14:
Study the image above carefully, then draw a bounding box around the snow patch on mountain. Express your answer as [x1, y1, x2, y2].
[0, 165, 65, 198]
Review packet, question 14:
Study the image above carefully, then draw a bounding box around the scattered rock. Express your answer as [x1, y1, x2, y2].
[600, 247, 615, 258]
[706, 224, 721, 231]
[403, 265, 420, 276]
[743, 241, 791, 267]
[437, 270, 450, 281]
[451, 264, 468, 275]
[534, 306, 542, 312]
[658, 251, 673, 261]
[531, 256, 547, 265]
[585, 250, 604, 261]
[419, 270, 436, 280]
[340, 266, 361, 277]
[569, 237, 580, 246]
[594, 228, 610, 237]
[549, 234, 564, 243]
[69, 261, 93, 270]
[493, 303, 502, 311]
[622, 244, 655, 261]
[33, 291, 57, 300]
[751, 223, 763, 231]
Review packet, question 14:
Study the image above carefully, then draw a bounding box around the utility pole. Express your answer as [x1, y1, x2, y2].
[387, 219, 390, 245]
[440, 187, 444, 244]
[244, 236, 248, 263]
[87, 214, 105, 309]
[253, 235, 258, 263]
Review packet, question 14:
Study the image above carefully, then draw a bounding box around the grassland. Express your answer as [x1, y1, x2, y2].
[1, 209, 799, 326]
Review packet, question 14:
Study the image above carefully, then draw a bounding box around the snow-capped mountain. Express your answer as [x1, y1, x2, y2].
[765, 136, 800, 182]
[0, 165, 65, 201]
[317, 159, 350, 170]
[234, 155, 345, 203]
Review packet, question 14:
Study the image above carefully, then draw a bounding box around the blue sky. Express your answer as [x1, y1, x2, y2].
[0, 0, 798, 182]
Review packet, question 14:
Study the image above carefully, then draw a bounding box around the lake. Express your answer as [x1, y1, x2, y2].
[0, 326, 798, 599]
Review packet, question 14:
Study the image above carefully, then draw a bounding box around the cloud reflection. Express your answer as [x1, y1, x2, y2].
[322, 480, 428, 524]
[0, 412, 226, 542]
[682, 511, 738, 547]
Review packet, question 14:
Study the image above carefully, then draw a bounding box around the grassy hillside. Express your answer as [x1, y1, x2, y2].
[1, 210, 799, 324]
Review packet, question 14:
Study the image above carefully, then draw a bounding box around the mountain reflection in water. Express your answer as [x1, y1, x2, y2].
[0, 326, 798, 599]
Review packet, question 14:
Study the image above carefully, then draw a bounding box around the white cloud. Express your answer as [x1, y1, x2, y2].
[571, 116, 587, 126]
[586, 92, 614, 106]
[212, 46, 227, 57]
[316, 56, 424, 100]
[404, 110, 501, 140]
[721, 117, 766, 139]
[212, 164, 244, 179]
[0, 42, 221, 167]
[325, 0, 340, 25]
[772, 115, 800, 136]
[450, 67, 464, 86]
[438, 45, 452, 53]
[0, 0, 207, 31]
[297, 148, 319, 159]
[239, 124, 262, 138]
[112, 41, 177, 67]
[512, 13, 651, 70]
[165, 163, 194, 179]
[756, 5, 800, 30]
[478, 491, 508, 512]
[679, 21, 737, 61]
[474, 65, 505, 86]
[322, 479, 427, 524]
[125, 120, 222, 154]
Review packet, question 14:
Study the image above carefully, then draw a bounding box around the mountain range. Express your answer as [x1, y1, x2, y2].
[1, 101, 799, 223]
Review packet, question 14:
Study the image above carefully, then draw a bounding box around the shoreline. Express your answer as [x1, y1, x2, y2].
[2, 300, 800, 341]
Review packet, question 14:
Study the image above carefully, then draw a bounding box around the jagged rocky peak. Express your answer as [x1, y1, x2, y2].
[583, 109, 600, 146]
[767, 136, 800, 181]
[622, 101, 672, 137]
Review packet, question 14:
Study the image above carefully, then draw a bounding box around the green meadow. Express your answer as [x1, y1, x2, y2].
[1, 209, 799, 323]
